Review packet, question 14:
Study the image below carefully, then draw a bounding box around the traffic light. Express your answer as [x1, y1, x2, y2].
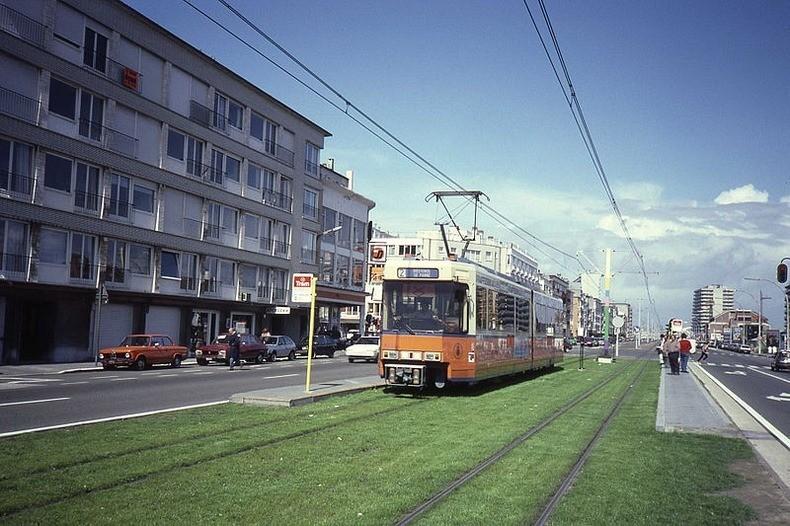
[778, 263, 788, 284]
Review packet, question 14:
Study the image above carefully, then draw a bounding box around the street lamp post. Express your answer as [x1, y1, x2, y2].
[745, 277, 786, 351]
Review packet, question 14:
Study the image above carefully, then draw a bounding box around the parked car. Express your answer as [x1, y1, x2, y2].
[99, 334, 187, 371]
[197, 333, 267, 365]
[261, 335, 298, 361]
[346, 336, 380, 363]
[738, 344, 752, 354]
[297, 334, 338, 358]
[770, 350, 790, 371]
[562, 337, 574, 352]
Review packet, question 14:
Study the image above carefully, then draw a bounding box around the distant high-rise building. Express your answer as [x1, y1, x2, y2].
[692, 285, 735, 336]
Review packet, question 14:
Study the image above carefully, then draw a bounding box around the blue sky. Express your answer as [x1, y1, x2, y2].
[126, 0, 790, 329]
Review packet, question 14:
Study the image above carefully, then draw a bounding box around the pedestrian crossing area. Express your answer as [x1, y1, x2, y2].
[698, 362, 773, 370]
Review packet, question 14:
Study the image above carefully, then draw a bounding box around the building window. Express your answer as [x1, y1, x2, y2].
[129, 244, 151, 275]
[78, 90, 104, 141]
[225, 155, 240, 183]
[301, 230, 317, 264]
[167, 129, 185, 160]
[206, 203, 221, 239]
[250, 112, 264, 141]
[264, 118, 277, 155]
[244, 214, 259, 239]
[70, 232, 95, 280]
[181, 253, 198, 290]
[48, 78, 76, 120]
[239, 264, 257, 289]
[247, 163, 261, 189]
[209, 149, 225, 184]
[160, 250, 180, 278]
[83, 27, 108, 73]
[338, 214, 351, 248]
[320, 250, 334, 282]
[212, 93, 227, 130]
[105, 239, 126, 283]
[73, 163, 100, 212]
[322, 207, 337, 244]
[352, 260, 364, 287]
[305, 142, 319, 176]
[336, 254, 349, 286]
[0, 139, 33, 196]
[108, 174, 130, 217]
[303, 188, 318, 219]
[228, 100, 243, 130]
[353, 219, 366, 253]
[39, 228, 67, 265]
[43, 153, 72, 192]
[132, 185, 155, 214]
[220, 260, 235, 286]
[0, 219, 28, 273]
[186, 135, 203, 177]
[221, 206, 238, 234]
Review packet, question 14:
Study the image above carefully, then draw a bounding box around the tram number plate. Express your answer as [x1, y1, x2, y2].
[397, 268, 439, 279]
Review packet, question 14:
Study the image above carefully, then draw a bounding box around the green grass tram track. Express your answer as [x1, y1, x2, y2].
[395, 360, 645, 525]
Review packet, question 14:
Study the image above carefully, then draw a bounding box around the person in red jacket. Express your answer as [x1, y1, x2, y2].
[678, 333, 692, 373]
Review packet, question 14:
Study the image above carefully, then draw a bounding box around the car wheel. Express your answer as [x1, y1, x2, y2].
[267, 352, 277, 363]
[134, 356, 147, 371]
[197, 359, 208, 366]
[288, 350, 296, 361]
[255, 352, 266, 364]
[327, 350, 335, 359]
[171, 355, 182, 368]
[102, 364, 115, 370]
[348, 357, 354, 363]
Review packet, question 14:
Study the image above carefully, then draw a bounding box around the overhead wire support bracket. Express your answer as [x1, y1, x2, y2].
[426, 191, 489, 259]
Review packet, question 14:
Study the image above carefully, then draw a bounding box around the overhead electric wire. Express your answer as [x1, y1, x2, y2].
[522, 0, 662, 325]
[181, 0, 582, 277]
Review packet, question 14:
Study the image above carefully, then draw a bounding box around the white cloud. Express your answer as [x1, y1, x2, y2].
[714, 184, 769, 205]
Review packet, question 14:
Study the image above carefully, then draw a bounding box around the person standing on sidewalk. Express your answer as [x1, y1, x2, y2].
[678, 332, 692, 373]
[667, 334, 680, 375]
[227, 327, 241, 370]
[697, 341, 710, 363]
[656, 334, 666, 367]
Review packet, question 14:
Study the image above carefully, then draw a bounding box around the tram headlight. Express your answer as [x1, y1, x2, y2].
[412, 368, 421, 385]
[388, 367, 396, 383]
[98, 353, 104, 360]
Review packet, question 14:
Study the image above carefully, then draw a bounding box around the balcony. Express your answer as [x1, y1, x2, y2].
[186, 158, 206, 179]
[302, 204, 319, 221]
[83, 48, 143, 93]
[0, 252, 29, 280]
[260, 237, 291, 259]
[272, 286, 288, 302]
[0, 86, 40, 124]
[204, 165, 225, 186]
[257, 284, 270, 302]
[73, 190, 102, 216]
[105, 127, 138, 158]
[0, 170, 34, 199]
[180, 276, 197, 291]
[262, 189, 293, 212]
[301, 248, 317, 265]
[182, 217, 203, 238]
[0, 3, 45, 47]
[262, 139, 295, 168]
[189, 100, 240, 133]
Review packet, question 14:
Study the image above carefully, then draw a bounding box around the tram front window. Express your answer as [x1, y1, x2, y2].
[383, 281, 467, 334]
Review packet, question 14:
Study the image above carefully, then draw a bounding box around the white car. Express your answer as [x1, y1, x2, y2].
[346, 336, 380, 363]
[262, 335, 297, 361]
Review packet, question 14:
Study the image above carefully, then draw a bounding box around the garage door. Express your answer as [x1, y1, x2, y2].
[99, 304, 134, 349]
[145, 306, 182, 343]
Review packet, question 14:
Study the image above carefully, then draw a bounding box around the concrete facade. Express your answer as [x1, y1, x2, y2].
[692, 284, 735, 337]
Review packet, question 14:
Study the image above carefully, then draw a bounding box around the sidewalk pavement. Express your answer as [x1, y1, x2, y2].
[0, 358, 198, 376]
[230, 375, 384, 407]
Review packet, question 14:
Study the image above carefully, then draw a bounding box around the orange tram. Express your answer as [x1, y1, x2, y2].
[378, 258, 565, 389]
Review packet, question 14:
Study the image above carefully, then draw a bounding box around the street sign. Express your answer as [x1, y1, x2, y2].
[291, 273, 314, 304]
[267, 306, 291, 315]
[612, 316, 624, 329]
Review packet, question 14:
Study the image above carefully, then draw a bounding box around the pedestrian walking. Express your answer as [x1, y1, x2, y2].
[656, 334, 666, 367]
[678, 332, 692, 373]
[697, 341, 710, 363]
[260, 327, 271, 338]
[667, 334, 680, 375]
[227, 327, 241, 370]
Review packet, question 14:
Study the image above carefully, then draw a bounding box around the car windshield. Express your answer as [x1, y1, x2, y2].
[383, 281, 466, 334]
[356, 337, 379, 345]
[120, 336, 149, 346]
[214, 335, 229, 344]
[264, 337, 278, 344]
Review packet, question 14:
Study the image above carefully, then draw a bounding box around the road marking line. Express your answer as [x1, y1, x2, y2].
[734, 364, 745, 368]
[92, 375, 118, 379]
[0, 377, 61, 383]
[109, 378, 136, 382]
[192, 371, 214, 375]
[153, 374, 177, 378]
[724, 371, 747, 376]
[0, 400, 229, 438]
[747, 367, 790, 385]
[61, 381, 88, 386]
[721, 364, 731, 367]
[262, 374, 299, 379]
[0, 397, 70, 408]
[695, 365, 790, 451]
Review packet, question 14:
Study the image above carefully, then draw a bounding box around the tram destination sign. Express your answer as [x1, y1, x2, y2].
[397, 268, 439, 279]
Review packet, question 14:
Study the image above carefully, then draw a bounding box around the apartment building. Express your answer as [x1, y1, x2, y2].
[317, 161, 374, 336]
[691, 284, 734, 338]
[0, 0, 331, 363]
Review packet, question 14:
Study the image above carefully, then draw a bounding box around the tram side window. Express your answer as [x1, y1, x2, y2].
[535, 302, 548, 336]
[476, 285, 488, 331]
[497, 293, 515, 331]
[516, 297, 530, 334]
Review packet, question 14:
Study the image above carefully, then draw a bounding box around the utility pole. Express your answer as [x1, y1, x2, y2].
[757, 290, 770, 354]
[599, 248, 614, 361]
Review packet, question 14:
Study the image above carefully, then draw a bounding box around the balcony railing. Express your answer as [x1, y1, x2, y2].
[180, 276, 197, 291]
[1, 252, 29, 277]
[74, 190, 102, 214]
[203, 222, 221, 240]
[83, 48, 144, 93]
[0, 86, 40, 124]
[78, 118, 104, 142]
[257, 284, 270, 300]
[0, 3, 46, 47]
[259, 139, 295, 168]
[204, 165, 225, 186]
[0, 170, 34, 198]
[183, 217, 203, 238]
[272, 286, 288, 302]
[262, 189, 292, 212]
[186, 158, 206, 179]
[189, 100, 212, 128]
[301, 248, 317, 264]
[106, 126, 138, 158]
[260, 237, 291, 259]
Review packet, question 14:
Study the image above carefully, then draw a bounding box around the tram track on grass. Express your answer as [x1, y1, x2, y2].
[395, 360, 641, 525]
[1, 398, 428, 519]
[533, 360, 649, 525]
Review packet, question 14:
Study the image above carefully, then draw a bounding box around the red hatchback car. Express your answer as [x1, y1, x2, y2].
[196, 333, 268, 365]
[99, 334, 187, 370]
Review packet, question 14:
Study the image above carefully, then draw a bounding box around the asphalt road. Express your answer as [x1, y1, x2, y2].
[0, 355, 379, 435]
[693, 348, 790, 439]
